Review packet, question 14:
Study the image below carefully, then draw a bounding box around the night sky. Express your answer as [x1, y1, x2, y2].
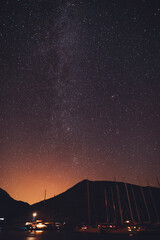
[0, 0, 160, 204]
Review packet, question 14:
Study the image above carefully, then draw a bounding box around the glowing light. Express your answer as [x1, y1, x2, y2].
[36, 230, 43, 233]
[25, 222, 32, 225]
[33, 213, 37, 217]
[36, 223, 46, 229]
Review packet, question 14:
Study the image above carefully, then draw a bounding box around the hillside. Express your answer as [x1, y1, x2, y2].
[31, 180, 160, 225]
[0, 188, 30, 223]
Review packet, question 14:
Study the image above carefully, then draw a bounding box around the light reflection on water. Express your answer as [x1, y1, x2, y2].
[26, 237, 36, 240]
[0, 230, 160, 240]
[27, 230, 36, 237]
[26, 230, 43, 240]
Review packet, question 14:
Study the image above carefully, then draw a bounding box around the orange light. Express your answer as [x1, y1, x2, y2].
[36, 223, 46, 229]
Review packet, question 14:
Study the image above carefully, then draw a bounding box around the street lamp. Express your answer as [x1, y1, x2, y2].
[32, 212, 37, 222]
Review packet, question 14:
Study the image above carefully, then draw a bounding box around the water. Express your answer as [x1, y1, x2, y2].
[0, 230, 160, 240]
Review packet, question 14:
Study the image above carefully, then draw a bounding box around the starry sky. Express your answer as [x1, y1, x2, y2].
[0, 0, 160, 204]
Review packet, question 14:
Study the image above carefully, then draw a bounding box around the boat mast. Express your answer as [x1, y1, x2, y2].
[43, 189, 47, 220]
[44, 189, 46, 202]
[138, 178, 151, 223]
[115, 178, 123, 225]
[104, 188, 109, 223]
[131, 185, 141, 223]
[111, 186, 117, 224]
[124, 182, 134, 221]
[147, 179, 159, 223]
[87, 180, 91, 226]
[156, 176, 160, 188]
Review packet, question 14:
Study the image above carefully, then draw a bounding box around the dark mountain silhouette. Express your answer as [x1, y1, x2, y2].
[1, 180, 160, 225]
[0, 188, 30, 223]
[30, 180, 160, 225]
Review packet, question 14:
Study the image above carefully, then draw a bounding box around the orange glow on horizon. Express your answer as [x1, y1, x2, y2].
[1, 154, 158, 204]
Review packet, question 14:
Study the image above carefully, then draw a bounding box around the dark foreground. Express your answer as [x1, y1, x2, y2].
[0, 230, 160, 240]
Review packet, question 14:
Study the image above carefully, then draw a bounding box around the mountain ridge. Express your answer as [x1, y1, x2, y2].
[30, 180, 160, 224]
[0, 187, 30, 223]
[1, 180, 160, 225]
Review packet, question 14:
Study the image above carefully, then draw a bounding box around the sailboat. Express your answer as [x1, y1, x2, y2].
[75, 179, 160, 235]
[75, 180, 100, 233]
[136, 179, 160, 235]
[85, 180, 139, 235]
[100, 181, 139, 235]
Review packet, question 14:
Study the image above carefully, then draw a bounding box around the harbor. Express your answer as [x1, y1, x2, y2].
[1, 180, 160, 239]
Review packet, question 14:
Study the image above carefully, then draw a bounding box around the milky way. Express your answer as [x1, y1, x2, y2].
[0, 0, 160, 203]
